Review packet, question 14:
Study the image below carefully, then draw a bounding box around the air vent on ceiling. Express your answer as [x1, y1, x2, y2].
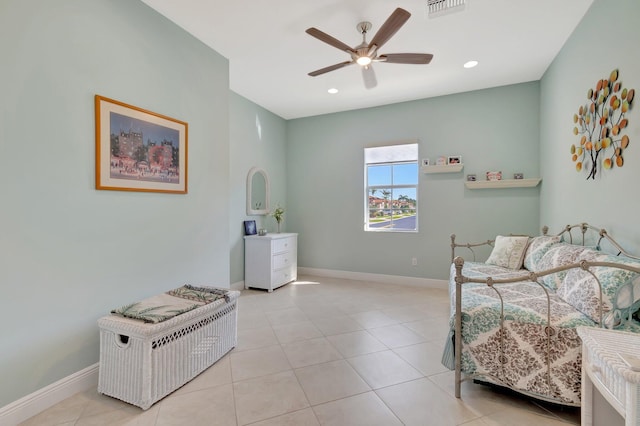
[427, 0, 466, 18]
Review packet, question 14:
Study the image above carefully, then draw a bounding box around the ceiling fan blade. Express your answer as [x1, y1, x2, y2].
[362, 66, 377, 90]
[308, 61, 354, 77]
[306, 28, 355, 54]
[377, 53, 434, 64]
[368, 8, 411, 51]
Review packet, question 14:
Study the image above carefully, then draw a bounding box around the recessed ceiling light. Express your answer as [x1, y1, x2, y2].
[464, 60, 478, 69]
[328, 88, 339, 94]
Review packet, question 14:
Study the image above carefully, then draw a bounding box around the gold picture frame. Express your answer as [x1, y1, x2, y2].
[95, 95, 188, 194]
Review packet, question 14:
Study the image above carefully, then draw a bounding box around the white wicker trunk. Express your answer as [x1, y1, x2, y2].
[97, 291, 239, 409]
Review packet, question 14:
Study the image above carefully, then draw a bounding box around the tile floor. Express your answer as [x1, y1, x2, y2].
[19, 275, 580, 425]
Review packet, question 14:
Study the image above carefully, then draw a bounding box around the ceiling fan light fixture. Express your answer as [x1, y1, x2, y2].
[328, 88, 339, 94]
[357, 56, 372, 66]
[463, 60, 478, 68]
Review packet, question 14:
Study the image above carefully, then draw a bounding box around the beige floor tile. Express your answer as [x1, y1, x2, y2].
[155, 383, 236, 426]
[282, 337, 342, 368]
[233, 371, 309, 425]
[296, 303, 345, 320]
[376, 377, 479, 426]
[393, 341, 450, 376]
[325, 330, 388, 358]
[312, 392, 402, 426]
[347, 350, 422, 389]
[404, 315, 450, 342]
[311, 315, 364, 336]
[367, 324, 426, 348]
[272, 320, 323, 344]
[237, 310, 270, 331]
[295, 359, 371, 405]
[247, 408, 320, 426]
[382, 305, 432, 323]
[265, 307, 308, 325]
[349, 310, 400, 329]
[21, 276, 580, 426]
[235, 326, 279, 351]
[427, 371, 566, 419]
[474, 406, 579, 425]
[230, 344, 291, 381]
[18, 391, 90, 426]
[75, 407, 159, 426]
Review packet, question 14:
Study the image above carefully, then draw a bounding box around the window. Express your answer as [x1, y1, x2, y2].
[364, 143, 418, 232]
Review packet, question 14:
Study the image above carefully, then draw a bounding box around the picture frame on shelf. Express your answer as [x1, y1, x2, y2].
[436, 156, 447, 166]
[486, 171, 503, 181]
[447, 155, 462, 165]
[95, 95, 188, 194]
[421, 158, 430, 167]
[466, 174, 477, 182]
[244, 220, 257, 235]
[514, 173, 524, 179]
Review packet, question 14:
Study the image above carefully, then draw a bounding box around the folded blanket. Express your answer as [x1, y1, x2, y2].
[111, 293, 201, 324]
[167, 284, 230, 303]
[110, 285, 230, 324]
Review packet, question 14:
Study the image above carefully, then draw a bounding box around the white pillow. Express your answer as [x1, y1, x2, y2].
[485, 236, 530, 270]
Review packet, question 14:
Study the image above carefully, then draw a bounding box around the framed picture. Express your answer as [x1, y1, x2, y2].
[436, 156, 447, 166]
[421, 158, 430, 167]
[95, 95, 188, 194]
[466, 174, 477, 182]
[486, 171, 503, 181]
[447, 155, 462, 165]
[244, 220, 257, 235]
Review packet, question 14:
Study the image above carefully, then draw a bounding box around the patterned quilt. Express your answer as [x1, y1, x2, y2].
[446, 262, 596, 405]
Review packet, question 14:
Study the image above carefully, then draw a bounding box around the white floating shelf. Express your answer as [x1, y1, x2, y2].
[422, 164, 464, 174]
[464, 178, 542, 189]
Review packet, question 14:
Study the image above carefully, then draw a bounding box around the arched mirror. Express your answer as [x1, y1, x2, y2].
[246, 167, 270, 215]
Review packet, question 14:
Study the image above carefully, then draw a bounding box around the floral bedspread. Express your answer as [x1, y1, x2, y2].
[447, 262, 596, 405]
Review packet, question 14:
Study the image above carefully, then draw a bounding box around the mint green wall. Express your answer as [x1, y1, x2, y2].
[0, 1, 229, 407]
[229, 93, 288, 284]
[540, 0, 640, 252]
[287, 83, 541, 280]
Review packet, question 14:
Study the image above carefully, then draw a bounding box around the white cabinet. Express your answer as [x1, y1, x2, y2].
[244, 233, 297, 292]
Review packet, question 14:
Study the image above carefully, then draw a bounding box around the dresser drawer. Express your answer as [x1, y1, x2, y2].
[273, 252, 294, 270]
[273, 237, 295, 254]
[272, 266, 297, 287]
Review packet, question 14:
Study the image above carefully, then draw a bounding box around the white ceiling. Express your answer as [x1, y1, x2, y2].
[140, 0, 594, 120]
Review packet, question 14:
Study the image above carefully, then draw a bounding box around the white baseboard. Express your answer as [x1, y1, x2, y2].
[297, 267, 448, 290]
[0, 363, 99, 426]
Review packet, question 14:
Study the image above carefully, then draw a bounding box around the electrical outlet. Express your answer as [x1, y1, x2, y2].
[411, 257, 418, 266]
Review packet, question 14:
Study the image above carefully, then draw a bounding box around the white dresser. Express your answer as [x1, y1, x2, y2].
[244, 233, 297, 292]
[577, 326, 640, 426]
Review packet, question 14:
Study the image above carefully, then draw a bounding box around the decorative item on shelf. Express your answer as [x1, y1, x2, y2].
[272, 205, 285, 233]
[447, 155, 462, 165]
[513, 173, 524, 180]
[436, 156, 447, 166]
[466, 174, 476, 182]
[421, 158, 430, 167]
[486, 171, 502, 181]
[244, 220, 257, 236]
[571, 69, 635, 180]
[258, 228, 267, 236]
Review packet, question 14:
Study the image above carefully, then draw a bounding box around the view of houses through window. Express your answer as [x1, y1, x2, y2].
[364, 143, 418, 232]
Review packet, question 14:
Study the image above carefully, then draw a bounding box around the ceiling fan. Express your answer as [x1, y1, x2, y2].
[305, 7, 433, 89]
